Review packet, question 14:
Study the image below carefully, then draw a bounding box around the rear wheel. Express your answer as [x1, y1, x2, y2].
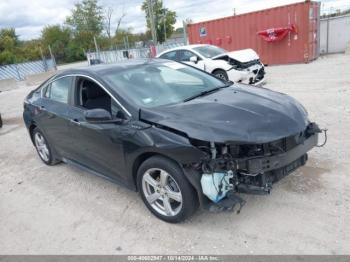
[137, 156, 198, 223]
[32, 127, 59, 165]
[213, 69, 228, 81]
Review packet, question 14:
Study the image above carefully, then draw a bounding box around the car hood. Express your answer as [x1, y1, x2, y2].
[140, 85, 309, 144]
[213, 48, 259, 63]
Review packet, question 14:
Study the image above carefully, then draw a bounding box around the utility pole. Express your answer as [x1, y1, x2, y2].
[93, 36, 100, 60]
[39, 46, 48, 71]
[94, 36, 99, 53]
[147, 0, 157, 44]
[48, 45, 57, 71]
[182, 20, 188, 44]
[163, 9, 167, 42]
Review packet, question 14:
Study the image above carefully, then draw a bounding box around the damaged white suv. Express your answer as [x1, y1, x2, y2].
[157, 44, 265, 86]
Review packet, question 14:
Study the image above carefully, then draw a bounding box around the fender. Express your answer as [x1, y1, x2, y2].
[204, 59, 232, 73]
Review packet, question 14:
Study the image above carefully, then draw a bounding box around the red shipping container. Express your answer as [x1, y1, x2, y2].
[187, 1, 320, 65]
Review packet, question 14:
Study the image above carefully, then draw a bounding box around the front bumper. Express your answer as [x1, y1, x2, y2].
[251, 77, 265, 86]
[227, 65, 265, 86]
[238, 133, 318, 174]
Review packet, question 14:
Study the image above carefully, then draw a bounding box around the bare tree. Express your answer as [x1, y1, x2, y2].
[104, 7, 114, 39]
[104, 6, 126, 39]
[115, 11, 126, 36]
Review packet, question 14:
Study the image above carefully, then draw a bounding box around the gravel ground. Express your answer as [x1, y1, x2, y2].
[0, 54, 349, 254]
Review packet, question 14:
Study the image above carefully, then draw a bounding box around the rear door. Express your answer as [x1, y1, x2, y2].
[159, 50, 177, 61]
[35, 76, 74, 157]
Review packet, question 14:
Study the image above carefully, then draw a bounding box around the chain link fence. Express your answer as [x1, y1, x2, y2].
[0, 59, 56, 81]
[86, 42, 185, 65]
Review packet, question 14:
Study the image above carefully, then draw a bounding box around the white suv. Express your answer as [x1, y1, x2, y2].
[157, 44, 265, 86]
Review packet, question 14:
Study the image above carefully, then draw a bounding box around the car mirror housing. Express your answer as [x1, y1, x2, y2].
[190, 56, 198, 64]
[84, 109, 113, 122]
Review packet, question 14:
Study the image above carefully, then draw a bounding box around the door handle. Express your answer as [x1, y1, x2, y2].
[70, 119, 81, 126]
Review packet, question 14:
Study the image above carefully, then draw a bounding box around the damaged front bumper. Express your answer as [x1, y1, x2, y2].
[184, 130, 321, 213]
[228, 65, 266, 86]
[239, 132, 317, 175]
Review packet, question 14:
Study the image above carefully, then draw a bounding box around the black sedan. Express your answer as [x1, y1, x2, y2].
[23, 59, 321, 223]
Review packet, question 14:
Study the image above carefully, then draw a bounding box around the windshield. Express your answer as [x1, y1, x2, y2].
[103, 62, 225, 108]
[193, 45, 227, 58]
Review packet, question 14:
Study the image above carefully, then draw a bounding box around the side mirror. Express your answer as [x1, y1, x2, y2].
[84, 108, 112, 122]
[189, 56, 198, 64]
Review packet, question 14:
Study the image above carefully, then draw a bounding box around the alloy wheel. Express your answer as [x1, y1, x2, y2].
[215, 73, 227, 80]
[34, 132, 50, 162]
[142, 168, 183, 217]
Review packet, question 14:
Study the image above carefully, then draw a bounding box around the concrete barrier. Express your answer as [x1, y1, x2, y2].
[0, 78, 17, 92]
[25, 71, 56, 86]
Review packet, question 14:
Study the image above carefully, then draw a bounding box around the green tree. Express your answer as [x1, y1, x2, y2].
[0, 28, 19, 65]
[65, 41, 86, 62]
[0, 28, 18, 52]
[141, 0, 176, 43]
[0, 50, 16, 65]
[41, 25, 72, 63]
[112, 28, 150, 49]
[65, 0, 104, 50]
[17, 40, 42, 62]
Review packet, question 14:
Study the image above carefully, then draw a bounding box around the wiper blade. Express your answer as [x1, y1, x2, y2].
[183, 84, 230, 102]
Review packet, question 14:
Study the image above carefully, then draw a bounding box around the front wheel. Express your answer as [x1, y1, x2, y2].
[137, 156, 198, 223]
[213, 69, 228, 81]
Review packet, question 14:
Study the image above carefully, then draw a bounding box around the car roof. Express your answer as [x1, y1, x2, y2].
[56, 58, 169, 77]
[157, 44, 210, 55]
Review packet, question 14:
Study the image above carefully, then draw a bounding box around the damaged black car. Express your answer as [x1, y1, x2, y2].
[23, 59, 323, 223]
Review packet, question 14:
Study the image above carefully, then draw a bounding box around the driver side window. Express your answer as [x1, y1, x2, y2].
[75, 77, 126, 119]
[178, 50, 199, 62]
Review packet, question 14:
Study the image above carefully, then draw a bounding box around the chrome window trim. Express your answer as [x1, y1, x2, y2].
[40, 74, 132, 117]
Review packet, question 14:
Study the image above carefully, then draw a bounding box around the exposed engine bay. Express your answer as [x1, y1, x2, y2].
[186, 122, 324, 212]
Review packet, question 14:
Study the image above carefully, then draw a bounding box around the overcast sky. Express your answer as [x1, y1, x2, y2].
[0, 0, 349, 40]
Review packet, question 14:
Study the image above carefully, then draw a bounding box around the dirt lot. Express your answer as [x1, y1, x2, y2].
[1, 54, 350, 254]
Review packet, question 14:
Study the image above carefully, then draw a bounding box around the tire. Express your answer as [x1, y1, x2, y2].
[213, 69, 228, 81]
[32, 127, 59, 166]
[137, 156, 199, 223]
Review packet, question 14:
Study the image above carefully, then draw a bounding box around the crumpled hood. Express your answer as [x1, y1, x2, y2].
[213, 48, 259, 63]
[140, 85, 309, 144]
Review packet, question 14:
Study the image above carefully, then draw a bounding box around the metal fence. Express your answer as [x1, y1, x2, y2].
[320, 14, 350, 54]
[87, 42, 185, 65]
[0, 59, 56, 81]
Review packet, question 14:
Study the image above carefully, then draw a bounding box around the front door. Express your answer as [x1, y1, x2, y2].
[177, 50, 205, 71]
[66, 77, 131, 181]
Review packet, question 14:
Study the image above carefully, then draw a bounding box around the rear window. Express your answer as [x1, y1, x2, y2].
[44, 77, 72, 103]
[159, 51, 177, 61]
